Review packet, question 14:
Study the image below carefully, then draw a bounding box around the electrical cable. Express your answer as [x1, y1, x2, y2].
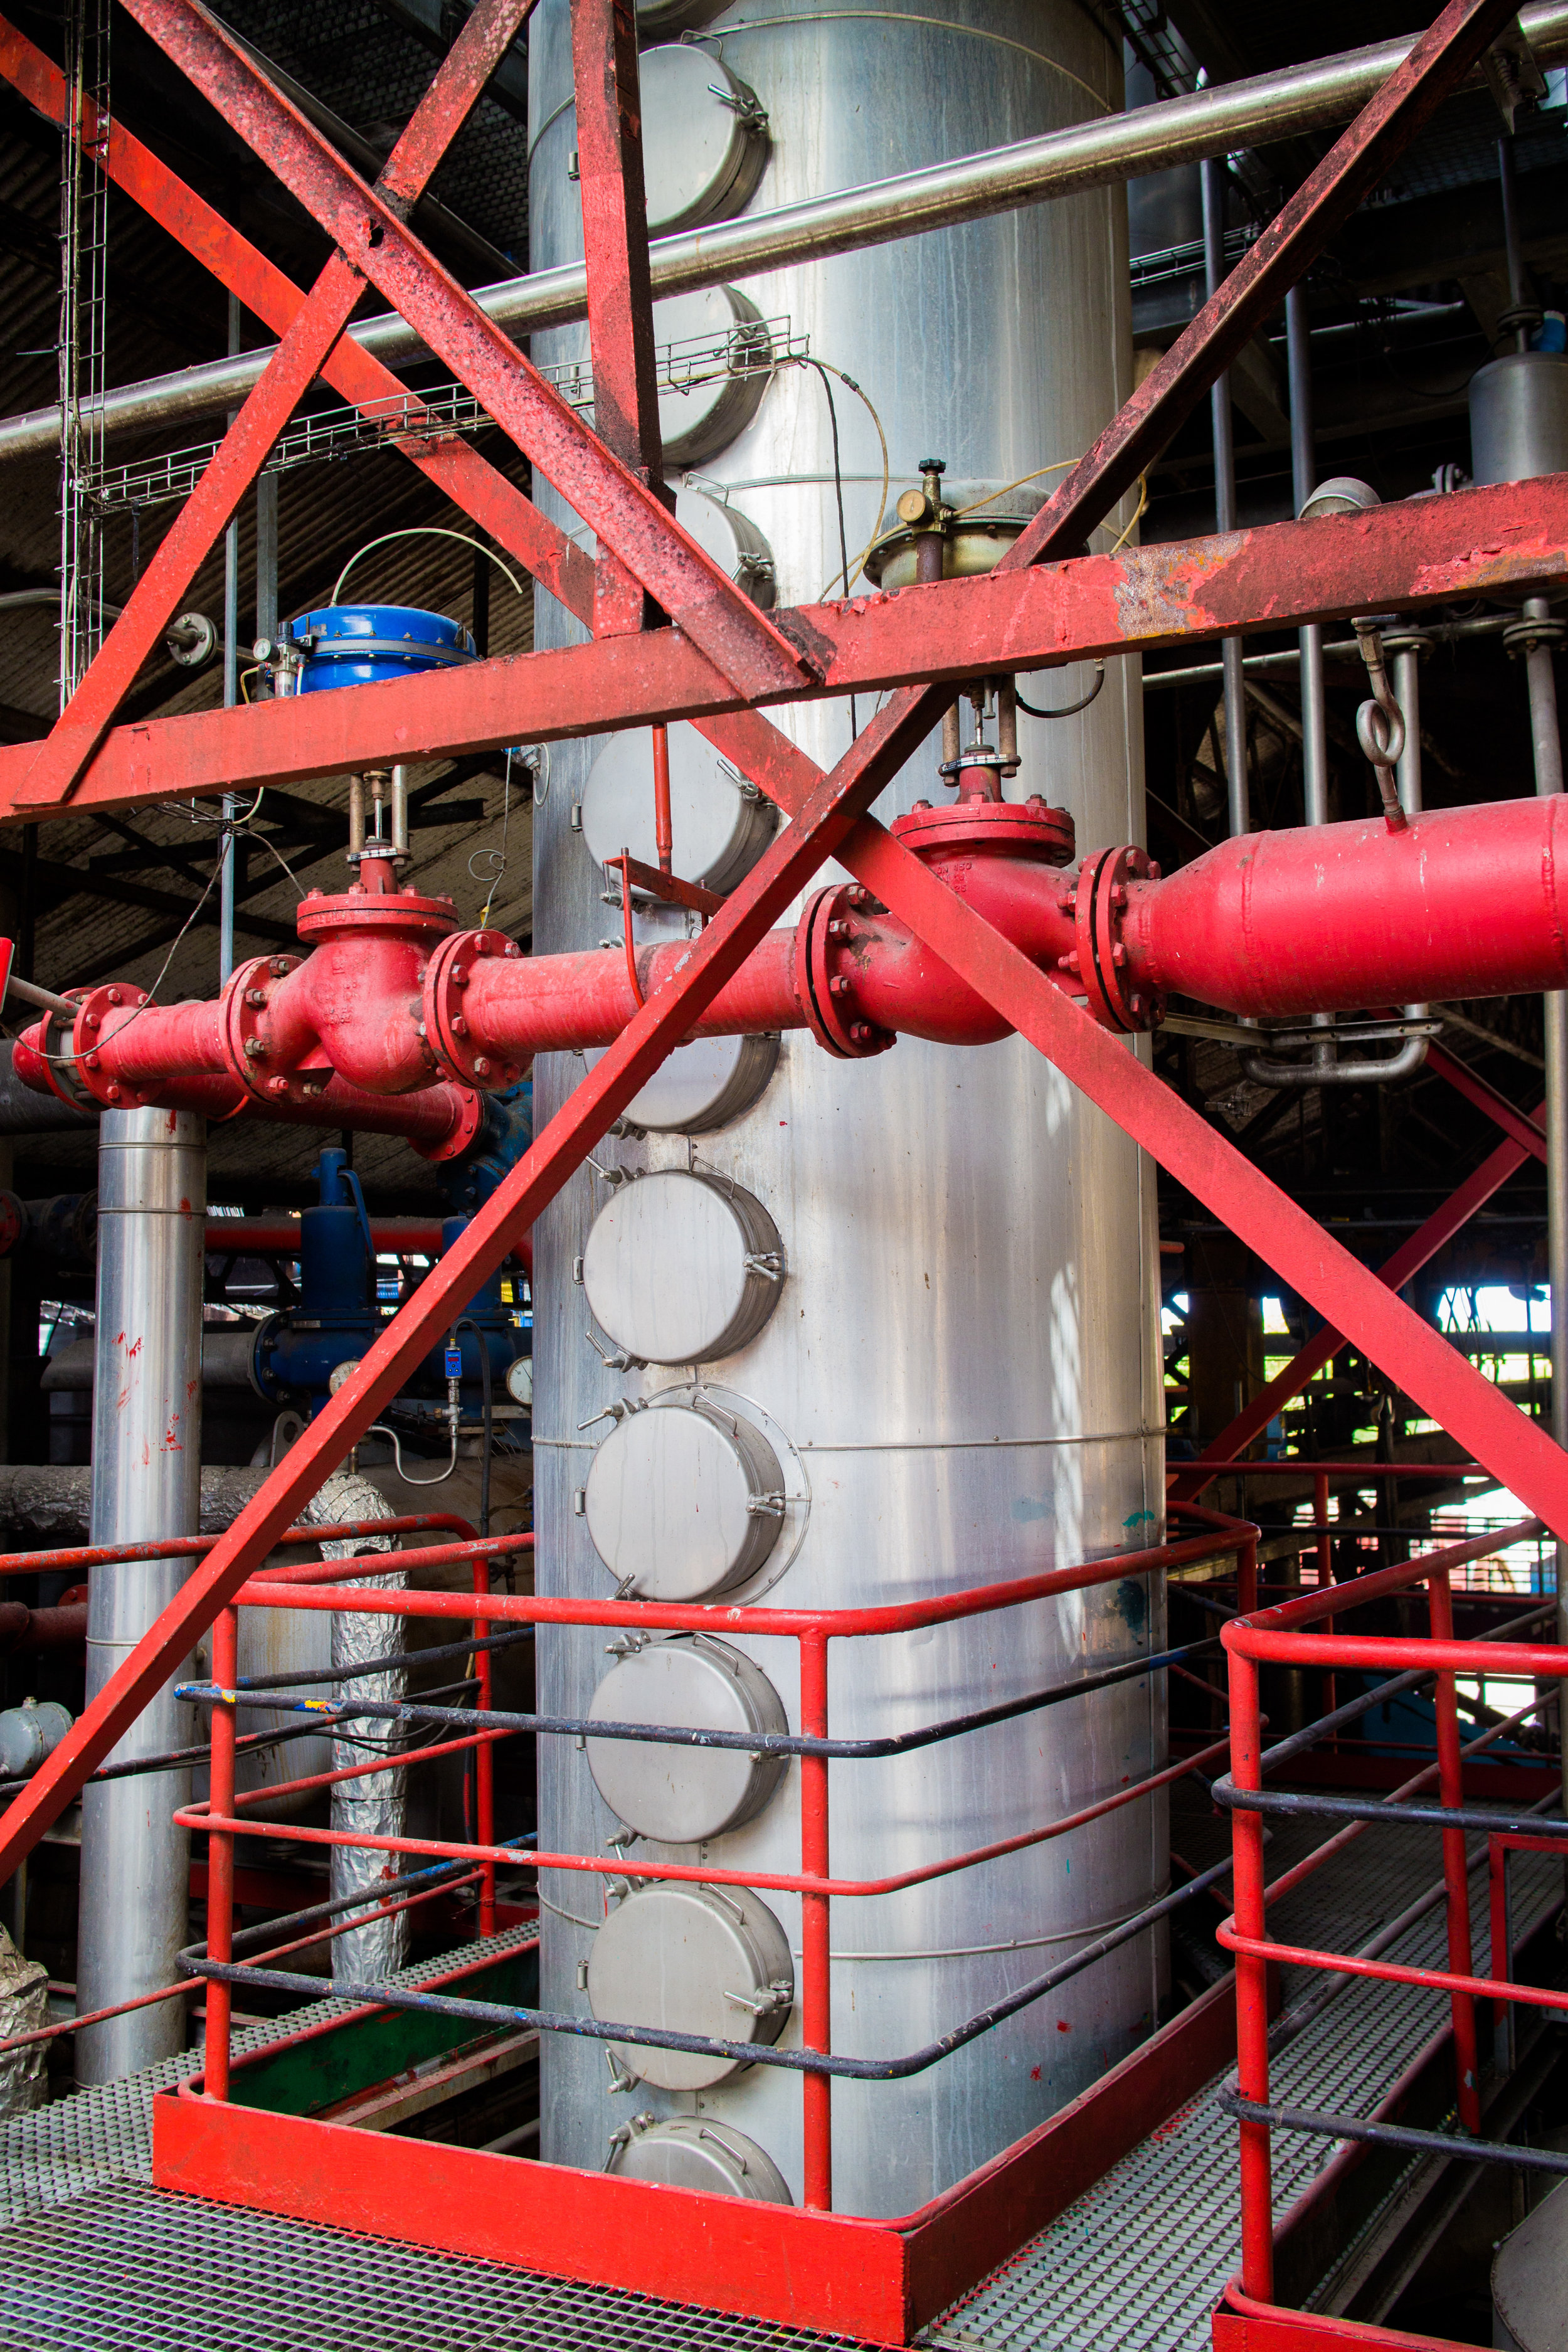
[804, 358, 889, 596]
[803, 359, 858, 738]
[1014, 660, 1106, 719]
[472, 747, 516, 927]
[331, 527, 526, 608]
[453, 1317, 495, 1541]
[10, 815, 239, 1066]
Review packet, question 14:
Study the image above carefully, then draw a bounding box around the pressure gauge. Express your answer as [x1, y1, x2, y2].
[327, 1359, 361, 1396]
[505, 1356, 532, 1407]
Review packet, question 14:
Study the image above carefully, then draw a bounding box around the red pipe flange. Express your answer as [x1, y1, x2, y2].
[795, 883, 897, 1059]
[21, 990, 97, 1108]
[70, 984, 157, 1107]
[295, 882, 458, 947]
[423, 928, 529, 1090]
[218, 954, 318, 1106]
[890, 792, 1075, 866]
[1071, 846, 1163, 1034]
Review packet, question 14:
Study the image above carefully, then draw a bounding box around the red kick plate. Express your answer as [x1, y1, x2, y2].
[152, 1973, 1242, 2343]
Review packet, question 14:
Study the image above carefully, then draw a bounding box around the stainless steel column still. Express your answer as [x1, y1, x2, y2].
[75, 1108, 206, 2082]
[1201, 139, 1247, 836]
[529, 0, 1161, 2217]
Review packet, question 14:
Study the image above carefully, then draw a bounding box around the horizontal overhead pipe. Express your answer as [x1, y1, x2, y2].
[15, 800, 1568, 1102]
[3, 7, 1567, 458]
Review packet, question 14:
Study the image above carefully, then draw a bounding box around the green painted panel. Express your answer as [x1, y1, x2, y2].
[230, 1947, 539, 2117]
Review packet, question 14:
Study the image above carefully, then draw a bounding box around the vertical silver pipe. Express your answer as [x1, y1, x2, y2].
[1393, 639, 1429, 1037]
[1202, 150, 1247, 834]
[219, 296, 241, 987]
[1286, 278, 1335, 1073]
[1393, 647, 1425, 817]
[1287, 285, 1330, 829]
[255, 472, 278, 696]
[75, 1109, 206, 2084]
[1498, 132, 1533, 354]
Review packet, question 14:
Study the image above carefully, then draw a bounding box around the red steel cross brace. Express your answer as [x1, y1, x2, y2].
[15, 0, 546, 814]
[1, 0, 1560, 1922]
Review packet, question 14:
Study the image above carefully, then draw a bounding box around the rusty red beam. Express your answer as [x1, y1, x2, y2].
[569, 0, 669, 640]
[121, 0, 809, 711]
[1426, 1041, 1549, 1165]
[1015, 0, 1518, 567]
[1167, 1101, 1545, 1498]
[14, 0, 540, 816]
[0, 0, 1552, 1899]
[0, 477, 1560, 825]
[0, 13, 595, 620]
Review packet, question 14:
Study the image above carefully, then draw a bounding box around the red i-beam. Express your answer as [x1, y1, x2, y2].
[0, 0, 1558, 1907]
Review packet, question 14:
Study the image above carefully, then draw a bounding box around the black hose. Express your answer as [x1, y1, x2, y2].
[1014, 660, 1105, 719]
[453, 1315, 493, 1539]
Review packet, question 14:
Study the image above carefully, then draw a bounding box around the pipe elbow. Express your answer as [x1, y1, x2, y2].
[13, 1027, 56, 1098]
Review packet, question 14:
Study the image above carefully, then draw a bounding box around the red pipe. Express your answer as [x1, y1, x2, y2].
[0, 1600, 87, 1651]
[206, 1217, 448, 1255]
[17, 798, 1568, 1111]
[11, 1030, 480, 1162]
[179, 1735, 1232, 1909]
[0, 1515, 479, 1582]
[1121, 797, 1568, 1017]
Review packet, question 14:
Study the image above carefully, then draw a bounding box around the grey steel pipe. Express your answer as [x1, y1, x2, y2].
[4, 9, 1568, 460]
[1201, 146, 1247, 837]
[75, 1108, 206, 2085]
[0, 1043, 95, 1134]
[1288, 286, 1330, 831]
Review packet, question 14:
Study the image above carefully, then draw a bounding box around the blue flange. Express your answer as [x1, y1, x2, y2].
[283, 604, 478, 694]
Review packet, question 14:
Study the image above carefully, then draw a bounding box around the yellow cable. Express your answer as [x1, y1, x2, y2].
[1110, 474, 1148, 556]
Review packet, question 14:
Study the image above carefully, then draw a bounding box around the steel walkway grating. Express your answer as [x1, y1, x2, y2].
[0, 2181, 874, 2352]
[0, 1828, 1554, 2351]
[923, 1821, 1560, 2351]
[0, 1923, 541, 2230]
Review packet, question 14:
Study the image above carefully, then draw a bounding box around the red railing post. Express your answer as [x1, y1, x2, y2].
[1428, 1564, 1482, 2132]
[1227, 1638, 1274, 2301]
[1237, 1534, 1258, 1618]
[204, 1603, 238, 2101]
[474, 1556, 495, 1937]
[1314, 1469, 1338, 1735]
[1313, 1470, 1332, 1589]
[799, 1627, 832, 2212]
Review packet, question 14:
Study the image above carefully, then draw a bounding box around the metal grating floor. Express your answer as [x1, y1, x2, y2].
[0, 1922, 542, 2231]
[0, 2183, 872, 2352]
[0, 1826, 1555, 2352]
